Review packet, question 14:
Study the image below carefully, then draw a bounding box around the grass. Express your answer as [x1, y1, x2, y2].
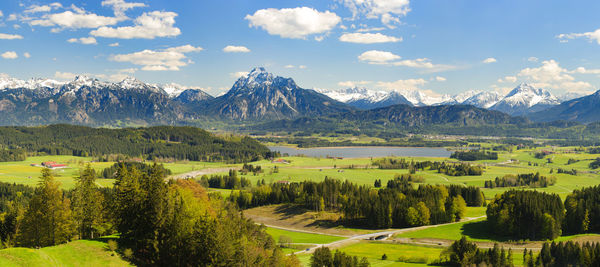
[339, 241, 442, 266]
[0, 240, 132, 267]
[265, 227, 345, 244]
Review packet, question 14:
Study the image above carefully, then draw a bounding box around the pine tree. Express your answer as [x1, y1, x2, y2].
[17, 168, 74, 247]
[72, 164, 104, 239]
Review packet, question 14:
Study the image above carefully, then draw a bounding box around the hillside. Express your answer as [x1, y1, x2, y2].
[0, 125, 272, 162]
[0, 240, 131, 267]
[529, 90, 600, 123]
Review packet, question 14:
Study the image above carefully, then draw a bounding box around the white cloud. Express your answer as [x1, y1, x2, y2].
[284, 65, 295, 69]
[483, 57, 497, 64]
[7, 14, 17, 21]
[497, 76, 517, 83]
[30, 6, 123, 30]
[435, 76, 446, 82]
[1, 51, 18, 59]
[338, 80, 371, 87]
[91, 11, 181, 39]
[23, 52, 31, 58]
[375, 78, 427, 90]
[528, 57, 538, 62]
[245, 7, 341, 39]
[230, 71, 249, 78]
[109, 42, 120, 47]
[339, 32, 402, 43]
[358, 50, 400, 63]
[54, 71, 78, 80]
[110, 45, 203, 71]
[572, 67, 600, 74]
[0, 10, 3, 17]
[24, 3, 62, 14]
[356, 27, 386, 32]
[101, 0, 146, 18]
[0, 33, 23, 40]
[223, 45, 251, 53]
[67, 36, 97, 45]
[339, 0, 411, 27]
[299, 65, 307, 69]
[357, 50, 454, 72]
[557, 29, 600, 44]
[517, 59, 594, 92]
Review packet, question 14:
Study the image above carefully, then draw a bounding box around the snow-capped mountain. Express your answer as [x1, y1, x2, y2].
[490, 83, 560, 115]
[439, 90, 483, 105]
[205, 67, 353, 120]
[461, 91, 504, 109]
[316, 87, 445, 108]
[0, 75, 65, 91]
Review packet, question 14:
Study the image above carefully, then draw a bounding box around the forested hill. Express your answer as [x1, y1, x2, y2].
[0, 124, 272, 162]
[332, 104, 528, 126]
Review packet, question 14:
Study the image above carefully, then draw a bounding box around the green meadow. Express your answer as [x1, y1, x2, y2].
[0, 240, 131, 267]
[265, 227, 346, 244]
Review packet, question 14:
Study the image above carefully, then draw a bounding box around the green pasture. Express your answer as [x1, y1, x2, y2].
[265, 227, 345, 244]
[0, 240, 131, 267]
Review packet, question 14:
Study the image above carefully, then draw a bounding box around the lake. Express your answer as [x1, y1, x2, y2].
[268, 146, 452, 158]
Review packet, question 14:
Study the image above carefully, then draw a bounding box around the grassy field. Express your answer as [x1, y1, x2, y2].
[0, 240, 131, 267]
[340, 241, 442, 266]
[265, 227, 346, 244]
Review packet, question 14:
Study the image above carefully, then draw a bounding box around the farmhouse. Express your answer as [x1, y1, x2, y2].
[271, 158, 289, 164]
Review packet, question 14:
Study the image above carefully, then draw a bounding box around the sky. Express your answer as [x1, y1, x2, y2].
[1, 0, 600, 97]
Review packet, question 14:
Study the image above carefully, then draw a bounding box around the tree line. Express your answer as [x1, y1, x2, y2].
[0, 124, 274, 163]
[198, 170, 252, 189]
[0, 165, 299, 266]
[100, 161, 172, 179]
[372, 158, 483, 176]
[523, 241, 600, 266]
[439, 237, 514, 266]
[450, 151, 498, 161]
[229, 176, 485, 229]
[484, 173, 556, 188]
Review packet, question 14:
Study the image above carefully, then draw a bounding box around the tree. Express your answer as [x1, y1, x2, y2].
[311, 247, 333, 267]
[17, 168, 74, 247]
[449, 196, 467, 222]
[72, 164, 104, 239]
[279, 235, 293, 248]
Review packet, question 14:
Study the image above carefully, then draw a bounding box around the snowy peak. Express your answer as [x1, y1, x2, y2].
[499, 83, 559, 108]
[239, 67, 275, 88]
[462, 91, 503, 109]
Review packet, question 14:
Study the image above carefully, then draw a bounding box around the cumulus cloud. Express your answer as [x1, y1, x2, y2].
[497, 76, 517, 83]
[557, 29, 600, 44]
[299, 65, 307, 69]
[338, 80, 371, 87]
[435, 76, 446, 82]
[67, 36, 97, 45]
[54, 71, 78, 80]
[516, 60, 594, 93]
[284, 65, 295, 69]
[528, 57, 538, 62]
[109, 42, 120, 47]
[110, 45, 203, 71]
[24, 3, 62, 14]
[91, 11, 181, 39]
[339, 0, 411, 27]
[358, 50, 400, 63]
[29, 6, 123, 30]
[0, 33, 24, 40]
[23, 52, 31, 58]
[0, 10, 3, 17]
[223, 45, 251, 53]
[483, 57, 497, 64]
[245, 7, 341, 39]
[1, 51, 18, 59]
[375, 78, 427, 90]
[101, 0, 146, 18]
[358, 50, 454, 72]
[339, 32, 402, 43]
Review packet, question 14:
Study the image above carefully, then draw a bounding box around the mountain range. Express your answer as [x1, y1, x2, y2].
[0, 67, 598, 127]
[316, 83, 584, 116]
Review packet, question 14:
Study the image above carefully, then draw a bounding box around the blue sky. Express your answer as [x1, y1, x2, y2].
[1, 0, 600, 96]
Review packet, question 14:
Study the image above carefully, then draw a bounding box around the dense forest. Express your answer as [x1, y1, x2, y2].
[523, 241, 600, 266]
[451, 151, 499, 161]
[0, 125, 274, 163]
[228, 176, 485, 228]
[484, 173, 556, 188]
[564, 186, 600, 234]
[0, 165, 299, 266]
[487, 190, 565, 240]
[439, 237, 514, 267]
[100, 162, 172, 178]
